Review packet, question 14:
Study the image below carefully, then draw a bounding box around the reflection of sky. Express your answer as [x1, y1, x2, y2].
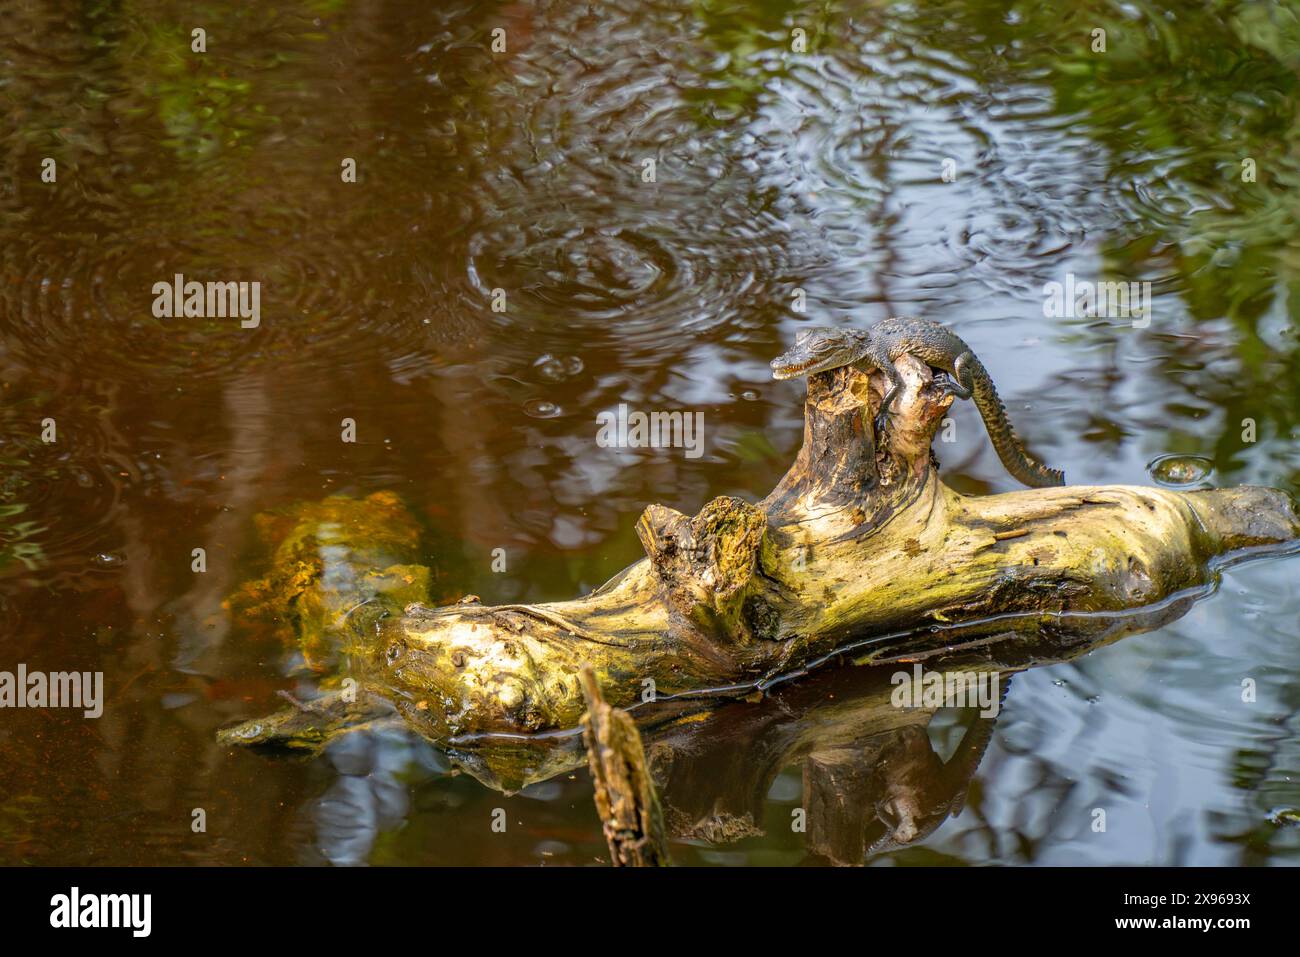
[310, 730, 448, 867]
[694, 34, 1268, 494]
[909, 555, 1300, 865]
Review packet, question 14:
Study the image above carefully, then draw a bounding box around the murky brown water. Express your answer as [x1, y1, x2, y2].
[2, 0, 1299, 865]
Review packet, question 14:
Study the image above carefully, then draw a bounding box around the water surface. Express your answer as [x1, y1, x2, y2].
[2, 0, 1299, 865]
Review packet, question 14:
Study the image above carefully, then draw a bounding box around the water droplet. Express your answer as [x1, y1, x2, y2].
[533, 354, 584, 382]
[532, 355, 564, 381]
[523, 399, 562, 419]
[92, 552, 123, 568]
[740, 389, 759, 401]
[1148, 454, 1214, 488]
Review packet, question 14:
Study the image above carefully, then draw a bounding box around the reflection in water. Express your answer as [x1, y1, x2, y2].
[1, 0, 1299, 864]
[343, 586, 1264, 866]
[310, 729, 448, 867]
[472, 596, 1187, 864]
[1148, 452, 1215, 489]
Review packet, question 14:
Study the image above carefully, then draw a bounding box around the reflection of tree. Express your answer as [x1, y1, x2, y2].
[1219, 688, 1300, 865]
[909, 0, 1300, 481]
[642, 595, 1200, 863]
[165, 373, 273, 671]
[804, 717, 996, 864]
[684, 0, 803, 120]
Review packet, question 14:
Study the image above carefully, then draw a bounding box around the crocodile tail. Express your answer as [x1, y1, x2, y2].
[966, 360, 1065, 488]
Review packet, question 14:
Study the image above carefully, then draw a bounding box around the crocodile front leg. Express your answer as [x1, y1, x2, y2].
[856, 348, 904, 439]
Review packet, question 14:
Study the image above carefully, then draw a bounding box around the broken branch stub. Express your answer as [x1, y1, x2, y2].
[636, 495, 770, 644]
[579, 667, 670, 867]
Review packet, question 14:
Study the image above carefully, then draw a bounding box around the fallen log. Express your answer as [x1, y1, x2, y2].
[381, 356, 1298, 738]
[218, 588, 1202, 804]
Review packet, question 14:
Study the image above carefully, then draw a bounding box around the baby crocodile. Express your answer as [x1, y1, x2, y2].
[770, 317, 1065, 488]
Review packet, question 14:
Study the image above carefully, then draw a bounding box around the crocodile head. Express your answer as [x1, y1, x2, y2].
[770, 327, 869, 380]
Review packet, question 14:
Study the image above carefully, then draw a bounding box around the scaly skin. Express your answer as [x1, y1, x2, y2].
[770, 317, 1065, 488]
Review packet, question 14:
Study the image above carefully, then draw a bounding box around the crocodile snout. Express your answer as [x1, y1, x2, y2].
[771, 354, 815, 380]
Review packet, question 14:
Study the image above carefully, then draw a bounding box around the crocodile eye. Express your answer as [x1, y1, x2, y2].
[385, 643, 403, 664]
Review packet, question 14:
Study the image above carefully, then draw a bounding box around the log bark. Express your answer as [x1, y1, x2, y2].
[579, 667, 670, 867]
[361, 358, 1300, 739]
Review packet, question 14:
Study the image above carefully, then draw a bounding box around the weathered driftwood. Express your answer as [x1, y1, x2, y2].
[218, 579, 1202, 806]
[221, 553, 1237, 862]
[380, 356, 1299, 739]
[579, 667, 669, 867]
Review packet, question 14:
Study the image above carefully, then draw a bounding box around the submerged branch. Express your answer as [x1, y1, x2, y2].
[579, 667, 669, 867]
